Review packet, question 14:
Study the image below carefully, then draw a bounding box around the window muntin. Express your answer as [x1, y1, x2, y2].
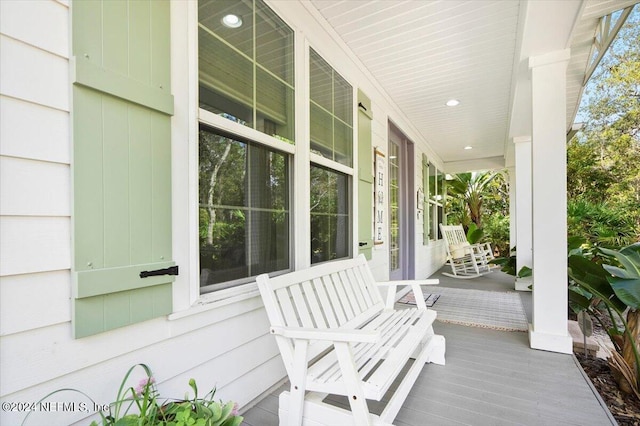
[310, 48, 353, 166]
[310, 165, 350, 264]
[198, 0, 295, 142]
[199, 125, 290, 292]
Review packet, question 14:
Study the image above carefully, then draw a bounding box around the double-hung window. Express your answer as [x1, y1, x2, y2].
[198, 0, 294, 141]
[309, 49, 353, 264]
[198, 0, 294, 292]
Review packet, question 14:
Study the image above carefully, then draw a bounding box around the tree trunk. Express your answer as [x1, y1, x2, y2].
[623, 309, 640, 389]
[206, 142, 232, 245]
[611, 309, 640, 400]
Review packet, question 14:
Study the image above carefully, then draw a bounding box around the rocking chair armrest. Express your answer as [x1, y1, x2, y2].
[270, 325, 380, 343]
[461, 244, 489, 256]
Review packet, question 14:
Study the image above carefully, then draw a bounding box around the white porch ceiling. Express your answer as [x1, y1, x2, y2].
[305, 0, 638, 172]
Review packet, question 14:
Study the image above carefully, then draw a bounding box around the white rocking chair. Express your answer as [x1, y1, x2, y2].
[440, 224, 497, 279]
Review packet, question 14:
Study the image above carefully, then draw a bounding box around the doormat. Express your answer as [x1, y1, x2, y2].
[396, 287, 529, 332]
[397, 292, 440, 307]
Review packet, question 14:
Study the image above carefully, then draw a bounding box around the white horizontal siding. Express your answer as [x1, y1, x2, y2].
[1, 8, 75, 412]
[0, 302, 278, 425]
[160, 332, 284, 406]
[0, 216, 71, 276]
[0, 270, 71, 336]
[0, 299, 270, 396]
[0, 0, 69, 58]
[220, 355, 287, 410]
[0, 96, 70, 164]
[0, 157, 70, 216]
[0, 34, 69, 111]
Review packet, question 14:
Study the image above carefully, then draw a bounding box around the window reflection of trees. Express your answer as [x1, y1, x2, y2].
[310, 165, 349, 264]
[199, 127, 289, 290]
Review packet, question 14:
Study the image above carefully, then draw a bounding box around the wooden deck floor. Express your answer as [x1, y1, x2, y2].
[242, 269, 614, 426]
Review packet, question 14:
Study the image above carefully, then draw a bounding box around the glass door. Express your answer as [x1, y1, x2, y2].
[388, 125, 415, 280]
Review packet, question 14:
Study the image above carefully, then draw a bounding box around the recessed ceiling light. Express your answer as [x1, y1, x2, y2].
[464, 146, 473, 150]
[222, 14, 243, 28]
[446, 99, 460, 107]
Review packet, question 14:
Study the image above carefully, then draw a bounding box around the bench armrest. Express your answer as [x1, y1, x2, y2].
[377, 279, 439, 287]
[377, 280, 439, 310]
[270, 325, 380, 343]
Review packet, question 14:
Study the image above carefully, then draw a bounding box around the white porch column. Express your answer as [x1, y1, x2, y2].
[528, 49, 573, 354]
[513, 136, 533, 292]
[507, 166, 516, 251]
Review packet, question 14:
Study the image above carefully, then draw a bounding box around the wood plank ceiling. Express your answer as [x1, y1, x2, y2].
[306, 0, 637, 169]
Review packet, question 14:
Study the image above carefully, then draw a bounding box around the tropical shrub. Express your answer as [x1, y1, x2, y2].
[568, 242, 640, 400]
[446, 172, 498, 228]
[489, 247, 531, 279]
[567, 198, 639, 248]
[465, 223, 483, 244]
[482, 213, 510, 257]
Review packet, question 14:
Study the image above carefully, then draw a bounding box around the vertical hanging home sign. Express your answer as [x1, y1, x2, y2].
[374, 149, 386, 245]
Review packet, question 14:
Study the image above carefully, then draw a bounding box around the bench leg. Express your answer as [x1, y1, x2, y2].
[288, 339, 309, 426]
[334, 342, 373, 426]
[412, 327, 446, 365]
[424, 334, 446, 365]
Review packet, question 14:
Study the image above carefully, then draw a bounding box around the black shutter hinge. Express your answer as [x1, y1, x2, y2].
[140, 265, 179, 278]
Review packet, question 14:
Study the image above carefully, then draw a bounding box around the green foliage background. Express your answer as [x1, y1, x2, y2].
[448, 8, 639, 253]
[568, 8, 640, 248]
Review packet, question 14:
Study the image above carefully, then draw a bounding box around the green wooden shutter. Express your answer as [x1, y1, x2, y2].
[357, 90, 373, 259]
[422, 155, 430, 243]
[71, 0, 175, 338]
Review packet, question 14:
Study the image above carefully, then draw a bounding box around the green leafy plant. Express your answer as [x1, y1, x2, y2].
[465, 223, 484, 244]
[158, 378, 242, 426]
[446, 171, 499, 228]
[23, 364, 243, 426]
[568, 242, 640, 400]
[481, 213, 510, 257]
[489, 247, 531, 278]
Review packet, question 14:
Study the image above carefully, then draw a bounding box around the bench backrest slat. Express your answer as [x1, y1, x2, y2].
[340, 270, 364, 316]
[323, 274, 348, 324]
[347, 267, 370, 311]
[275, 286, 298, 326]
[290, 284, 314, 328]
[257, 255, 387, 376]
[313, 277, 339, 328]
[302, 280, 328, 329]
[331, 272, 356, 320]
[257, 254, 384, 331]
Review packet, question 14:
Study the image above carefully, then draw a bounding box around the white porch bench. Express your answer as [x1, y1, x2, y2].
[257, 254, 446, 426]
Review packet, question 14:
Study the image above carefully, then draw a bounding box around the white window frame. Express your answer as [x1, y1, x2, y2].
[308, 46, 356, 266]
[170, 0, 302, 312]
[195, 0, 298, 300]
[170, 1, 358, 314]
